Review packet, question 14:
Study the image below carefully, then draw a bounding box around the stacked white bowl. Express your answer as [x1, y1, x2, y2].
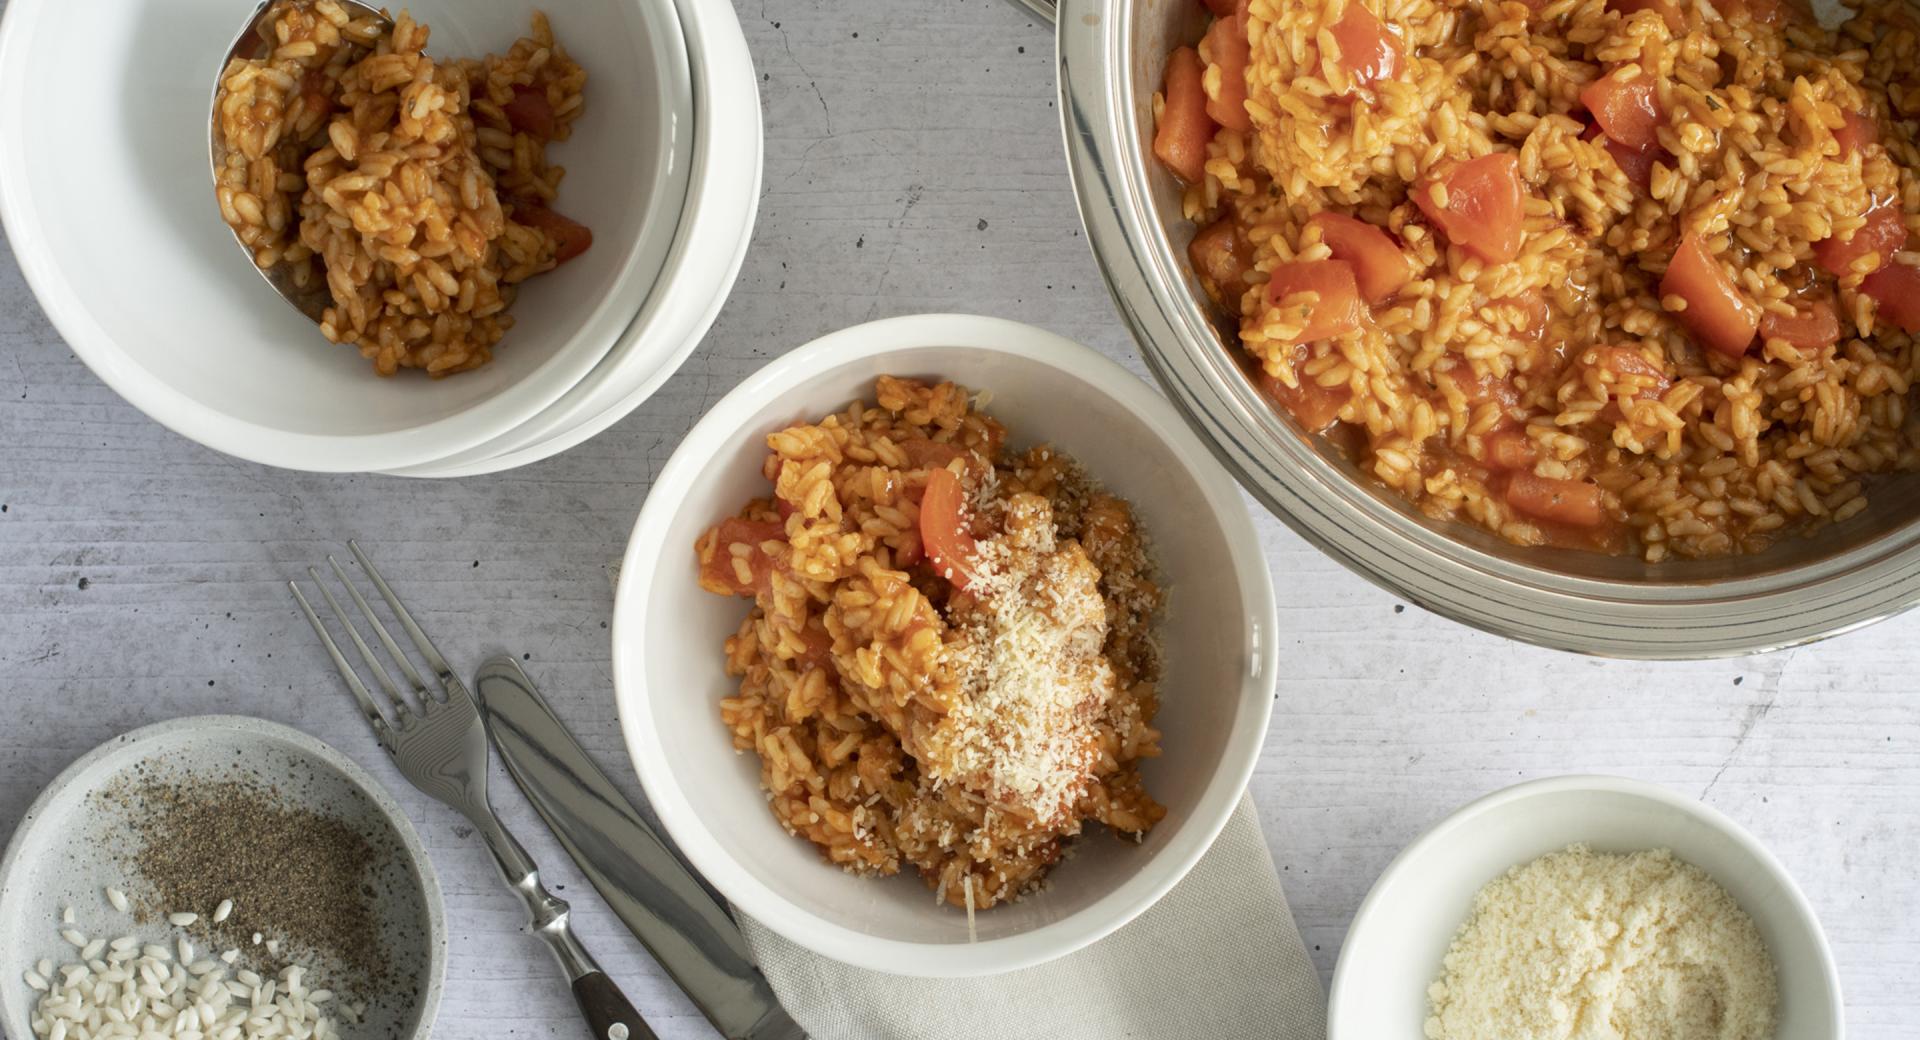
[0, 0, 760, 475]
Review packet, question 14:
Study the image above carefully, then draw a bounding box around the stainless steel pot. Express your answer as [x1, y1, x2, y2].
[1049, 0, 1920, 657]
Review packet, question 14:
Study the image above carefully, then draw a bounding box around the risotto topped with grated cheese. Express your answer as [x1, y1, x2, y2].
[694, 377, 1166, 910]
[1156, 0, 1920, 560]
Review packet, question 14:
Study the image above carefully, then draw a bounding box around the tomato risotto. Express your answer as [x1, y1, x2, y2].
[695, 377, 1166, 909]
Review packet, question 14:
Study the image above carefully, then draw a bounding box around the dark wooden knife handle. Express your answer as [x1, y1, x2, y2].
[570, 971, 659, 1040]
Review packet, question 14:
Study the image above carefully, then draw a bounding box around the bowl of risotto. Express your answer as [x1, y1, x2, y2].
[610, 314, 1278, 976]
[1061, 0, 1920, 656]
[0, 0, 692, 472]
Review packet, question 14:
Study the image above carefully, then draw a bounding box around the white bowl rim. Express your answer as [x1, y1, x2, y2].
[0, 714, 448, 1039]
[1326, 773, 1844, 1038]
[0, 0, 692, 474]
[610, 312, 1280, 977]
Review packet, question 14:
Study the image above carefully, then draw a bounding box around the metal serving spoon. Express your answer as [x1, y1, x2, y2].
[208, 0, 390, 324]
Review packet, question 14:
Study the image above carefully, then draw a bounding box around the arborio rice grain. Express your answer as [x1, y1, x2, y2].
[25, 916, 346, 1040]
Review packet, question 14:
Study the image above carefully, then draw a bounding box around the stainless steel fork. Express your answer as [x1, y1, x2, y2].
[291, 542, 657, 1040]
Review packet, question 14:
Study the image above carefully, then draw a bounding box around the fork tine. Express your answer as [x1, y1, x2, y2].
[309, 566, 412, 717]
[289, 581, 393, 747]
[326, 555, 432, 703]
[348, 541, 458, 690]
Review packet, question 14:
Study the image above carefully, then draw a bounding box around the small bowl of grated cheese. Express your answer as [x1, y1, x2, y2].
[1329, 775, 1842, 1040]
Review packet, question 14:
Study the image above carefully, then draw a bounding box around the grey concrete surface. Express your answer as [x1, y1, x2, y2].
[1, 0, 1914, 1037]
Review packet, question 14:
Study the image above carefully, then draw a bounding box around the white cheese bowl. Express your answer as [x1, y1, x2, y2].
[1329, 775, 1843, 1039]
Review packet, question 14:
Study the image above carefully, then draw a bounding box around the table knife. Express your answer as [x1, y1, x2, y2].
[472, 656, 807, 1040]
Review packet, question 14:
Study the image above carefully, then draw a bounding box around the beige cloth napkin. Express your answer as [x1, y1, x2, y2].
[739, 797, 1327, 1040]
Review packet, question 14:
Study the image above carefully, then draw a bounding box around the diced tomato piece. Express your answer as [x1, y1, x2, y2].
[1415, 153, 1527, 264]
[1506, 473, 1608, 527]
[1189, 217, 1257, 308]
[1610, 0, 1686, 31]
[1662, 234, 1759, 357]
[698, 518, 784, 596]
[1309, 212, 1412, 303]
[1264, 260, 1364, 343]
[1607, 139, 1661, 191]
[1759, 300, 1841, 349]
[1813, 198, 1907, 279]
[1834, 110, 1878, 155]
[1201, 0, 1240, 14]
[1581, 71, 1664, 152]
[515, 203, 594, 264]
[1329, 2, 1403, 87]
[1154, 47, 1216, 183]
[1583, 121, 1661, 190]
[1484, 429, 1537, 470]
[920, 467, 982, 591]
[1863, 263, 1920, 333]
[1256, 360, 1351, 432]
[504, 84, 556, 139]
[1203, 9, 1253, 131]
[776, 497, 797, 521]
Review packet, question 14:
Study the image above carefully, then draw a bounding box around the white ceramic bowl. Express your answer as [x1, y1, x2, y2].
[0, 0, 692, 472]
[380, 0, 762, 478]
[1329, 776, 1843, 1039]
[611, 314, 1279, 977]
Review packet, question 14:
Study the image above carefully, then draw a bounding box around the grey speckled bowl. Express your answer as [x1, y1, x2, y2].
[0, 716, 446, 1040]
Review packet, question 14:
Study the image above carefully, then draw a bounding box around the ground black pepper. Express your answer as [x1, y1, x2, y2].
[101, 775, 391, 985]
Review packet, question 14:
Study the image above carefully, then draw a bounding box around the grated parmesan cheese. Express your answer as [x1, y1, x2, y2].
[1426, 845, 1778, 1040]
[931, 503, 1116, 828]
